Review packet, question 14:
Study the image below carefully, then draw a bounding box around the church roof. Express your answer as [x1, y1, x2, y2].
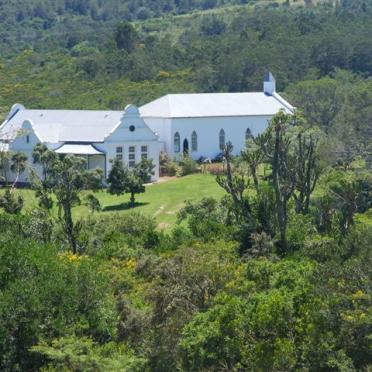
[0, 108, 124, 143]
[139, 92, 294, 119]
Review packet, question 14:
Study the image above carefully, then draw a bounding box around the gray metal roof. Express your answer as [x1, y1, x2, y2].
[139, 92, 294, 119]
[1, 90, 294, 144]
[55, 143, 104, 155]
[0, 108, 123, 143]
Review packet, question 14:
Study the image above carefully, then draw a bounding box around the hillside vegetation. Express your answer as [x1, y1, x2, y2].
[1, 0, 371, 157]
[0, 1, 371, 370]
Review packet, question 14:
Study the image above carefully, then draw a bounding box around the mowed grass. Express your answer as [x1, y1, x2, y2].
[13, 174, 225, 229]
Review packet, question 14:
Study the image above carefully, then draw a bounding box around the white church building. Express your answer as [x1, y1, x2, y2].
[0, 73, 293, 183]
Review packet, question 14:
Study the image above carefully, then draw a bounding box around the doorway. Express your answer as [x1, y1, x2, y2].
[183, 138, 189, 156]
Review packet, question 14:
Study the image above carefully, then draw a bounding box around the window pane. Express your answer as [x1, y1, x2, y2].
[129, 161, 135, 167]
[191, 131, 197, 152]
[219, 129, 225, 150]
[141, 145, 148, 153]
[129, 154, 135, 160]
[174, 132, 180, 153]
[116, 154, 123, 160]
[129, 146, 135, 153]
[116, 146, 123, 153]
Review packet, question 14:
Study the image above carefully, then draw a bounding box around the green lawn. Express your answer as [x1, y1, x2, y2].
[16, 174, 225, 229]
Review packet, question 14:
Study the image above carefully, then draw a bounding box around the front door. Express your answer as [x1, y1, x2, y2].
[183, 138, 189, 156]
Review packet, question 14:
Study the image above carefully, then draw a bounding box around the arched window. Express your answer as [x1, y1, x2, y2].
[245, 128, 252, 141]
[191, 131, 198, 152]
[219, 129, 225, 150]
[174, 132, 180, 153]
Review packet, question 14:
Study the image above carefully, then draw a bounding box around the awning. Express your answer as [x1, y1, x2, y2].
[55, 144, 104, 155]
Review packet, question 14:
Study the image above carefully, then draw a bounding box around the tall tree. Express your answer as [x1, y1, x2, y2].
[293, 128, 323, 214]
[32, 149, 103, 253]
[114, 22, 137, 53]
[10, 152, 28, 185]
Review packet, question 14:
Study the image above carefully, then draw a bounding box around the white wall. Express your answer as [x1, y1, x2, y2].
[7, 120, 43, 183]
[143, 117, 172, 153]
[167, 115, 273, 160]
[101, 105, 163, 181]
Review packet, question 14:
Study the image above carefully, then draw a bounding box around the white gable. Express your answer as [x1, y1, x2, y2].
[105, 104, 158, 142]
[139, 92, 294, 119]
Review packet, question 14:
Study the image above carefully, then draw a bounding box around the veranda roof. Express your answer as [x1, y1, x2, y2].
[55, 143, 104, 155]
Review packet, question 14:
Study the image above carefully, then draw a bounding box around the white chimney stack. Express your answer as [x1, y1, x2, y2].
[263, 71, 276, 95]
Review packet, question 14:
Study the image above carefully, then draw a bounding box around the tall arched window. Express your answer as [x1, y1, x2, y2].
[245, 128, 252, 141]
[219, 129, 225, 150]
[191, 131, 198, 152]
[174, 132, 180, 153]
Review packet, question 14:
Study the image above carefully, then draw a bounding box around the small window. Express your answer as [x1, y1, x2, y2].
[129, 125, 135, 132]
[245, 128, 252, 141]
[116, 146, 123, 153]
[141, 145, 148, 160]
[174, 132, 180, 153]
[191, 131, 197, 152]
[26, 135, 30, 144]
[129, 146, 136, 165]
[219, 129, 225, 150]
[116, 154, 123, 161]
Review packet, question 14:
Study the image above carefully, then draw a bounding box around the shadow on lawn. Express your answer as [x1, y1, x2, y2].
[103, 201, 149, 212]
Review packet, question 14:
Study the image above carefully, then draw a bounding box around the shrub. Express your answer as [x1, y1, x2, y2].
[159, 151, 179, 176]
[204, 162, 225, 175]
[0, 188, 24, 214]
[179, 156, 199, 176]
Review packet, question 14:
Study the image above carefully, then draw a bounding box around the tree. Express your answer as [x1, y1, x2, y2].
[114, 22, 137, 52]
[251, 111, 297, 254]
[107, 158, 154, 208]
[216, 142, 257, 253]
[134, 158, 155, 183]
[125, 168, 145, 208]
[107, 158, 127, 196]
[293, 127, 323, 214]
[32, 143, 57, 210]
[48, 155, 103, 253]
[10, 151, 28, 184]
[32, 149, 104, 253]
[216, 142, 252, 223]
[84, 194, 101, 213]
[0, 188, 24, 214]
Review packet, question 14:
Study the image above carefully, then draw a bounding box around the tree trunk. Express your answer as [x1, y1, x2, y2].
[63, 202, 77, 254]
[272, 124, 287, 255]
[130, 193, 135, 208]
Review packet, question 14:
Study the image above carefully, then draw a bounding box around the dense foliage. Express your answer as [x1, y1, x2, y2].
[0, 1, 371, 370]
[0, 113, 371, 370]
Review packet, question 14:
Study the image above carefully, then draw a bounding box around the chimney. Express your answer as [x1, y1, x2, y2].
[263, 71, 276, 95]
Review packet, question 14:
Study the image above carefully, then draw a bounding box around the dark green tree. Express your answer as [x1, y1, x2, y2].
[107, 158, 153, 208]
[114, 22, 137, 53]
[0, 188, 24, 214]
[107, 158, 127, 196]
